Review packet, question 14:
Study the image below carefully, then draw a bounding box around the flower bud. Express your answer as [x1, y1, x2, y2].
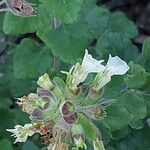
[93, 138, 105, 150]
[71, 124, 87, 149]
[60, 101, 78, 124]
[37, 73, 54, 90]
[31, 108, 44, 120]
[84, 105, 106, 120]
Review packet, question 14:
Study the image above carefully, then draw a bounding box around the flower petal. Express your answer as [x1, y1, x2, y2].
[37, 73, 53, 90]
[106, 55, 129, 76]
[6, 124, 36, 143]
[82, 49, 105, 73]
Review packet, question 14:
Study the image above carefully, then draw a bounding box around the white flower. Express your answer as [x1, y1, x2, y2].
[6, 124, 36, 143]
[93, 55, 129, 91]
[37, 73, 53, 90]
[66, 50, 105, 89]
[82, 49, 105, 73]
[106, 55, 129, 76]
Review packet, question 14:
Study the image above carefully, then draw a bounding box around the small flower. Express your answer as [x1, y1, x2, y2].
[73, 49, 105, 85]
[47, 135, 68, 150]
[93, 138, 105, 150]
[71, 124, 87, 149]
[16, 94, 38, 114]
[6, 123, 36, 143]
[37, 73, 54, 90]
[63, 50, 105, 91]
[93, 55, 129, 92]
[83, 105, 107, 120]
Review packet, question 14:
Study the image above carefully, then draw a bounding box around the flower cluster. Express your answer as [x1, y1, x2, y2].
[64, 49, 129, 92]
[0, 0, 35, 16]
[7, 50, 129, 150]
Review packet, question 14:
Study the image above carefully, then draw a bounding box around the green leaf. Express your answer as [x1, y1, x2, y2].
[118, 91, 147, 122]
[124, 62, 147, 89]
[102, 76, 124, 99]
[111, 126, 129, 140]
[0, 139, 13, 150]
[13, 39, 53, 79]
[95, 32, 139, 62]
[109, 12, 138, 39]
[37, 4, 111, 63]
[0, 96, 12, 108]
[37, 23, 89, 63]
[139, 37, 150, 72]
[22, 141, 39, 150]
[94, 121, 112, 144]
[108, 124, 150, 150]
[0, 13, 4, 30]
[0, 108, 15, 136]
[0, 32, 7, 53]
[129, 119, 144, 130]
[8, 78, 36, 97]
[103, 104, 130, 131]
[81, 3, 110, 38]
[78, 114, 97, 140]
[14, 108, 30, 125]
[141, 73, 150, 93]
[42, 0, 84, 24]
[103, 91, 146, 131]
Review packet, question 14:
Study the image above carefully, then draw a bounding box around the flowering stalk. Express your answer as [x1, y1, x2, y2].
[6, 50, 129, 150]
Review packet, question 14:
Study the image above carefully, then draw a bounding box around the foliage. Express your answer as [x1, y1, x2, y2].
[0, 0, 150, 149]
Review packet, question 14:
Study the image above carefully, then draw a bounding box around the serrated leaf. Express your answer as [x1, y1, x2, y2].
[139, 37, 150, 72]
[103, 91, 146, 131]
[118, 91, 147, 122]
[103, 104, 130, 131]
[37, 3, 111, 63]
[42, 0, 84, 24]
[13, 39, 53, 79]
[95, 32, 139, 62]
[37, 23, 89, 63]
[81, 3, 110, 38]
[109, 12, 138, 39]
[124, 62, 147, 89]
